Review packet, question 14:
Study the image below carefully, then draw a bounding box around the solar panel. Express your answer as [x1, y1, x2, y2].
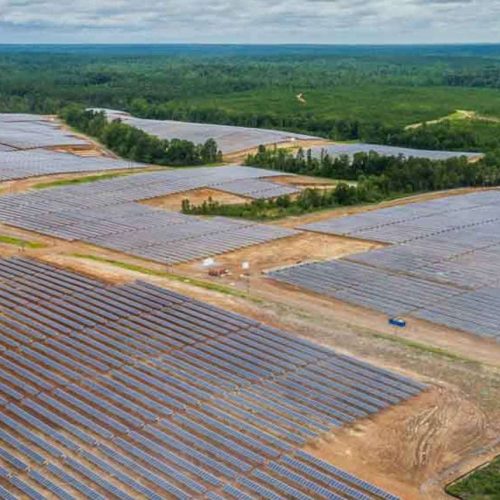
[0, 257, 414, 499]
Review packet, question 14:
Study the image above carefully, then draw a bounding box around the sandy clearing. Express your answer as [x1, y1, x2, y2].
[175, 231, 381, 276]
[270, 174, 339, 187]
[141, 187, 251, 212]
[406, 109, 500, 130]
[304, 384, 497, 500]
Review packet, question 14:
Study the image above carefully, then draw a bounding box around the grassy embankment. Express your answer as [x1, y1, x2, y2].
[0, 235, 46, 249]
[446, 456, 500, 499]
[32, 172, 135, 189]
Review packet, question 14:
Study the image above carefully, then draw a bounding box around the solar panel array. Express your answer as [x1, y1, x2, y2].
[302, 191, 500, 245]
[0, 149, 149, 182]
[0, 257, 423, 499]
[0, 166, 298, 264]
[0, 114, 89, 150]
[310, 143, 483, 161]
[100, 109, 318, 155]
[270, 191, 500, 341]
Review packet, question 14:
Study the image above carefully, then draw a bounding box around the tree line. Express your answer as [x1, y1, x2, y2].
[181, 184, 371, 220]
[246, 145, 499, 187]
[62, 107, 222, 166]
[182, 146, 500, 220]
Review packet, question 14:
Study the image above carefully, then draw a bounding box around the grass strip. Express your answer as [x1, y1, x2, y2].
[372, 332, 482, 366]
[33, 172, 134, 189]
[446, 456, 500, 499]
[0, 235, 46, 249]
[71, 253, 262, 303]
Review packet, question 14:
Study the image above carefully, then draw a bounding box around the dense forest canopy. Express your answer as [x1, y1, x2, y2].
[1, 45, 500, 139]
[1, 44, 500, 155]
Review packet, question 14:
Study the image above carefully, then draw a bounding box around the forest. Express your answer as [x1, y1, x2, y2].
[1, 44, 500, 149]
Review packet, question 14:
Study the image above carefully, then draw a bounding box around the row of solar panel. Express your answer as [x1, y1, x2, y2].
[0, 165, 300, 264]
[0, 257, 416, 498]
[279, 191, 500, 340]
[0, 115, 89, 150]
[0, 149, 148, 181]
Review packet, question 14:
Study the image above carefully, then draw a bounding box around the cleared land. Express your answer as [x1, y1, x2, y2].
[143, 188, 251, 212]
[0, 115, 499, 499]
[0, 256, 424, 499]
[406, 109, 500, 130]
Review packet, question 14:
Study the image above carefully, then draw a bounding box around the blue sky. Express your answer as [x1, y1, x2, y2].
[0, 0, 498, 44]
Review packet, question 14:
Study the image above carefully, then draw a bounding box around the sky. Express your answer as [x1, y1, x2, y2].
[0, 0, 499, 44]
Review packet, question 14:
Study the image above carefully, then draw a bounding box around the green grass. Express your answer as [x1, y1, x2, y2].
[371, 332, 482, 366]
[186, 85, 500, 129]
[447, 457, 500, 499]
[32, 172, 136, 190]
[0, 235, 46, 249]
[71, 254, 262, 303]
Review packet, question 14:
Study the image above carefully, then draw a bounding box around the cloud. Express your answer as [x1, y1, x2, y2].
[0, 0, 498, 43]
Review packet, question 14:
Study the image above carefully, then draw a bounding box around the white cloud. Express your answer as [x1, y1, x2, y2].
[0, 0, 498, 43]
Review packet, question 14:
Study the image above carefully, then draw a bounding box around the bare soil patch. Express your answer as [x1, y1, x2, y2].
[270, 174, 339, 187]
[304, 385, 497, 499]
[175, 232, 381, 277]
[142, 188, 250, 212]
[256, 277, 500, 367]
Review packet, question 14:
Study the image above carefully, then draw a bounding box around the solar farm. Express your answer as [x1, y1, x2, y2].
[0, 111, 498, 499]
[100, 110, 320, 155]
[309, 143, 483, 161]
[269, 190, 500, 341]
[0, 256, 426, 499]
[0, 166, 300, 265]
[0, 115, 89, 151]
